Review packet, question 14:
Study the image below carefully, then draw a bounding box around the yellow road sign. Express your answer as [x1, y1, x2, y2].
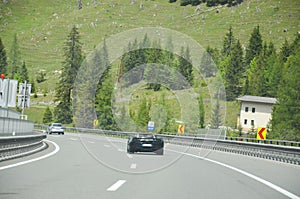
[178, 125, 185, 134]
[93, 119, 98, 127]
[257, 127, 267, 140]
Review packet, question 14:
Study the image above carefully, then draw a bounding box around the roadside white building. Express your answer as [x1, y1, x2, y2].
[236, 95, 277, 130]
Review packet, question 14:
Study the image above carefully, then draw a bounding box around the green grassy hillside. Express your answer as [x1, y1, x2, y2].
[1, 0, 299, 124]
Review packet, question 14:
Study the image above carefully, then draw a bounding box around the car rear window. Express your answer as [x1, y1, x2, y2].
[53, 123, 62, 127]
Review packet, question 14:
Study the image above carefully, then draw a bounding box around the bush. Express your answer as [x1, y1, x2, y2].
[36, 71, 46, 83]
[180, 0, 190, 6]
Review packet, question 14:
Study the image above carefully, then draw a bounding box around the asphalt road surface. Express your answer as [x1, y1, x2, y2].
[0, 133, 299, 199]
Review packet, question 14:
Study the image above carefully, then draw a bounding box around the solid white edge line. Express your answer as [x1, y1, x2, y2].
[0, 139, 60, 171]
[167, 149, 300, 199]
[107, 180, 126, 191]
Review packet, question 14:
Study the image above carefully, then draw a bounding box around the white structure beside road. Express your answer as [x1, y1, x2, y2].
[237, 95, 277, 131]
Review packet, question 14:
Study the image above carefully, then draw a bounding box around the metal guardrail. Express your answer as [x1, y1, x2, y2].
[35, 124, 300, 165]
[0, 134, 47, 162]
[0, 117, 34, 136]
[225, 136, 300, 147]
[0, 108, 20, 119]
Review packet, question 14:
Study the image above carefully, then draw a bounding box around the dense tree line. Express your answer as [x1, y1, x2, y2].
[270, 35, 300, 141]
[169, 0, 243, 7]
[120, 34, 193, 90]
[206, 26, 299, 140]
[205, 26, 299, 101]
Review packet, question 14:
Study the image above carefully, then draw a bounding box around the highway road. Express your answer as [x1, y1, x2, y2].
[0, 133, 299, 199]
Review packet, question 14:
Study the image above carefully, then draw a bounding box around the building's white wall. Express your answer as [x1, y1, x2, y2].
[239, 101, 273, 130]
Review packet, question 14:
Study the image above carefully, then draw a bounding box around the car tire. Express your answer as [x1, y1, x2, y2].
[156, 148, 164, 155]
[127, 146, 134, 154]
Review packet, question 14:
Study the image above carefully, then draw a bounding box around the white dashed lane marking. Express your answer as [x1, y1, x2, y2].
[107, 180, 126, 191]
[130, 163, 137, 169]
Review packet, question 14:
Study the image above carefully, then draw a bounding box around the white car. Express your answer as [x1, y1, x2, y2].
[47, 123, 64, 135]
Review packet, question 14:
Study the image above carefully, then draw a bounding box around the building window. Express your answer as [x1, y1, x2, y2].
[244, 119, 247, 125]
[245, 107, 249, 112]
[251, 120, 254, 126]
[252, 107, 256, 113]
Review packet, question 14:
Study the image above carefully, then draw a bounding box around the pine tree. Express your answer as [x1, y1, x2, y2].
[121, 39, 145, 85]
[222, 26, 235, 57]
[0, 37, 8, 75]
[245, 25, 263, 66]
[92, 39, 118, 130]
[271, 44, 300, 141]
[54, 26, 83, 124]
[279, 39, 291, 63]
[43, 106, 53, 124]
[198, 94, 205, 128]
[165, 35, 174, 66]
[200, 46, 218, 78]
[30, 77, 36, 94]
[146, 40, 166, 91]
[9, 33, 22, 78]
[211, 96, 222, 129]
[264, 42, 281, 97]
[244, 56, 266, 96]
[136, 97, 150, 130]
[223, 40, 244, 100]
[18, 61, 29, 83]
[178, 46, 193, 86]
[95, 68, 117, 130]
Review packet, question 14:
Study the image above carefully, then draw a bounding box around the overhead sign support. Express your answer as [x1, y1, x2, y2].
[0, 77, 18, 108]
[18, 81, 31, 119]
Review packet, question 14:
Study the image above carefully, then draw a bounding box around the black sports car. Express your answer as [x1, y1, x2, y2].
[127, 134, 164, 155]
